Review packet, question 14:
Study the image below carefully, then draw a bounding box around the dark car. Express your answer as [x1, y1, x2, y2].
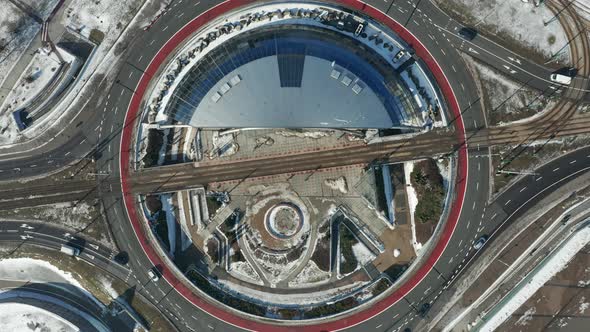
[458, 27, 477, 40]
[418, 303, 431, 318]
[113, 251, 129, 265]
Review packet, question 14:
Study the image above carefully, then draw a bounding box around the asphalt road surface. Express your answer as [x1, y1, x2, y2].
[0, 0, 589, 331]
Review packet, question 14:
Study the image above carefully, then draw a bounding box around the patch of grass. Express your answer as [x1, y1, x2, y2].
[311, 224, 331, 272]
[143, 129, 164, 168]
[89, 29, 105, 44]
[339, 223, 359, 274]
[154, 211, 170, 252]
[304, 297, 358, 318]
[411, 159, 445, 224]
[371, 278, 392, 296]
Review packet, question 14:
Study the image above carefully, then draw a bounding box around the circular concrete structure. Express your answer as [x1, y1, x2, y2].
[119, 1, 468, 331]
[265, 202, 304, 240]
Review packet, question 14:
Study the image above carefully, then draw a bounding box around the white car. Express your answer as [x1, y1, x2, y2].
[393, 50, 406, 63]
[473, 235, 489, 250]
[148, 269, 159, 282]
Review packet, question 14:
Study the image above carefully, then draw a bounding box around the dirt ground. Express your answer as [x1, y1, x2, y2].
[498, 244, 590, 331]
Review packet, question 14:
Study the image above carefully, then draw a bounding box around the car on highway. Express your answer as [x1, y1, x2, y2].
[550, 73, 572, 85]
[458, 27, 477, 40]
[418, 303, 431, 318]
[60, 244, 80, 257]
[473, 235, 489, 250]
[148, 268, 160, 282]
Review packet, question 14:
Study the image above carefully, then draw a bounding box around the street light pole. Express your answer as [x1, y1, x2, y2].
[543, 1, 574, 26]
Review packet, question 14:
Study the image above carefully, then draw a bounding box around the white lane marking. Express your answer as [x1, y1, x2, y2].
[65, 151, 71, 156]
[441, 48, 446, 55]
[473, 119, 477, 127]
[376, 324, 383, 329]
[30, 164, 37, 168]
[476, 182, 479, 191]
[128, 72, 133, 78]
[194, 1, 200, 6]
[114, 107, 118, 115]
[553, 167, 560, 172]
[138, 55, 143, 62]
[107, 94, 110, 100]
[472, 202, 476, 210]
[491, 213, 497, 220]
[504, 200, 511, 206]
[149, 40, 155, 45]
[178, 12, 184, 18]
[570, 160, 577, 164]
[466, 220, 470, 229]
[162, 26, 168, 31]
[536, 176, 543, 181]
[519, 186, 527, 193]
[478, 162, 481, 171]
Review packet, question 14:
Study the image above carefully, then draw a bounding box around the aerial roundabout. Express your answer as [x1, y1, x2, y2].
[117, 1, 472, 331]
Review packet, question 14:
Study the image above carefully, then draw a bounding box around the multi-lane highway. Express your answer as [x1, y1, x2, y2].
[1, 0, 590, 331]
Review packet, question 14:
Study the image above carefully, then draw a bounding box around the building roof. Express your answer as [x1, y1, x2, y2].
[165, 26, 410, 129]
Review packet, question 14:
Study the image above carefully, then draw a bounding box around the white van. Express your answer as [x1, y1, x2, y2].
[60, 244, 80, 256]
[550, 73, 572, 85]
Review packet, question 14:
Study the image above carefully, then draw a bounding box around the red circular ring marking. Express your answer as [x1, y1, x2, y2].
[119, 1, 467, 331]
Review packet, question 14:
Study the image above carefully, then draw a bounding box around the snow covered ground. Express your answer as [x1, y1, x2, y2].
[0, 302, 78, 332]
[440, 0, 570, 61]
[21, 0, 61, 20]
[574, 0, 590, 22]
[1, 47, 74, 114]
[218, 279, 366, 306]
[404, 161, 422, 253]
[0, 257, 105, 310]
[288, 260, 331, 287]
[0, 1, 41, 145]
[352, 242, 376, 266]
[229, 261, 263, 285]
[476, 224, 590, 332]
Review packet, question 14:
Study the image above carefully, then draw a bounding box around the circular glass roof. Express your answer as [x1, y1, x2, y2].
[164, 25, 415, 129]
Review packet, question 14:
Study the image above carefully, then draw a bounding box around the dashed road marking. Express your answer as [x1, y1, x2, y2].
[553, 167, 560, 172]
[536, 176, 543, 181]
[504, 200, 511, 206]
[519, 186, 527, 193]
[570, 160, 577, 164]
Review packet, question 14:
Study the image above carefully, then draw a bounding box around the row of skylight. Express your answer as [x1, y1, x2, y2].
[330, 65, 364, 95]
[211, 74, 242, 103]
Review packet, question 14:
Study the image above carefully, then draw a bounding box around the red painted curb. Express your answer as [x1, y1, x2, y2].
[119, 1, 467, 331]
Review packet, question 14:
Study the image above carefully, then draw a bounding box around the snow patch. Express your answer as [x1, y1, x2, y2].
[0, 302, 78, 332]
[324, 176, 349, 194]
[352, 242, 375, 265]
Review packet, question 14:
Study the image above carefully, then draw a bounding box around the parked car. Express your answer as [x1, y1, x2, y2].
[473, 235, 489, 250]
[393, 50, 406, 62]
[458, 27, 477, 40]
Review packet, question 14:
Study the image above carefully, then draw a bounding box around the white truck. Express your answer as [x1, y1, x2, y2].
[60, 244, 80, 256]
[550, 73, 572, 85]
